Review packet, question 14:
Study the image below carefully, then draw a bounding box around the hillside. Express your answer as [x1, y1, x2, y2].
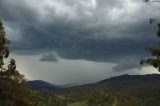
[27, 74, 160, 106]
[27, 80, 62, 91]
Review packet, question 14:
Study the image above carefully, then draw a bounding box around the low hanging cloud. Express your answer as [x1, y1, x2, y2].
[112, 57, 142, 72]
[40, 52, 59, 62]
[0, 0, 160, 71]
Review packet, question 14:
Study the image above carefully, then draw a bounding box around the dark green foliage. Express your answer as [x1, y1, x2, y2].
[0, 80, 32, 106]
[0, 20, 34, 106]
[0, 20, 25, 83]
[157, 23, 160, 37]
[140, 22, 160, 71]
[0, 20, 9, 68]
[140, 1, 160, 71]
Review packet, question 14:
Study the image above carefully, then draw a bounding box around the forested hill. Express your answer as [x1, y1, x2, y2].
[26, 80, 61, 91]
[24, 74, 160, 106]
[27, 74, 160, 90]
[99, 74, 160, 83]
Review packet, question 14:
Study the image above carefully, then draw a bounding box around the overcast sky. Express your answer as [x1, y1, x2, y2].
[0, 0, 160, 85]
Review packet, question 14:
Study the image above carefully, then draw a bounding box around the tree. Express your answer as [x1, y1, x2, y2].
[0, 19, 25, 83]
[0, 19, 41, 106]
[140, 1, 160, 71]
[143, 0, 160, 3]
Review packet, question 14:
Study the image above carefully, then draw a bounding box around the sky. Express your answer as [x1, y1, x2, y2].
[0, 0, 160, 85]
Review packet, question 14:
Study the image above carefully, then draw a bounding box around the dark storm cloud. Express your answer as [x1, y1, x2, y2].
[0, 0, 159, 71]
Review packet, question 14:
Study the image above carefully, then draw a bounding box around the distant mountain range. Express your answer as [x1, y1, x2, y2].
[27, 74, 160, 91]
[99, 74, 160, 83]
[26, 80, 62, 91]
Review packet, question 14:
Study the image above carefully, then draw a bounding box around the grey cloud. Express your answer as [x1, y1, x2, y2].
[112, 58, 142, 72]
[40, 52, 58, 62]
[0, 0, 159, 70]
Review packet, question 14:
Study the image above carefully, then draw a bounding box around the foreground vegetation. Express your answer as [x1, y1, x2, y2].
[2, 78, 160, 106]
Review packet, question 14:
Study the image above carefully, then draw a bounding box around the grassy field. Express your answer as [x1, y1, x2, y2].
[67, 101, 88, 106]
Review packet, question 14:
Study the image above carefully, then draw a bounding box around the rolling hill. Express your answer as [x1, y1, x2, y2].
[26, 80, 62, 91]
[26, 74, 160, 106]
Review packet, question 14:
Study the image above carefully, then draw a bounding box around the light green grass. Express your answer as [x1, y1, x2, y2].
[67, 101, 88, 106]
